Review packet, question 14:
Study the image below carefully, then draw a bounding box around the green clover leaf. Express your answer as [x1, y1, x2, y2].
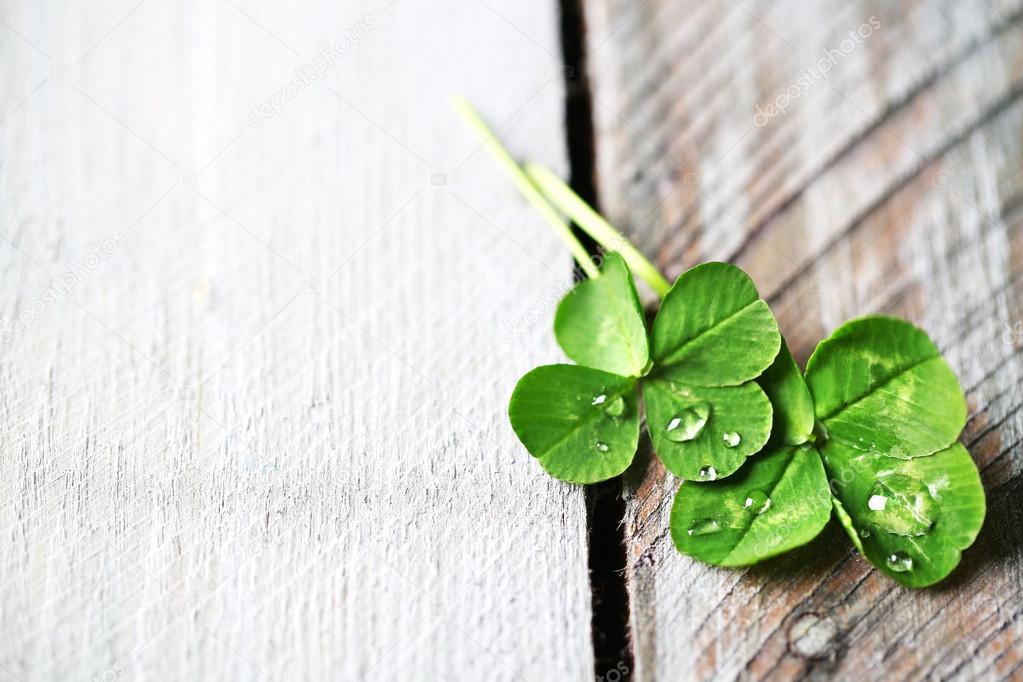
[670, 444, 831, 566]
[651, 262, 781, 385]
[805, 316, 967, 458]
[644, 380, 773, 481]
[825, 441, 984, 587]
[508, 364, 640, 484]
[671, 317, 986, 587]
[757, 337, 815, 446]
[554, 252, 649, 377]
[645, 263, 780, 480]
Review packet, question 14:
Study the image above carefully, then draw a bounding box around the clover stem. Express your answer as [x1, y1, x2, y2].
[450, 97, 600, 280]
[524, 162, 672, 298]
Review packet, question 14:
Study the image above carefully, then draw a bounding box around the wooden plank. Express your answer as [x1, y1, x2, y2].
[584, 0, 1023, 679]
[0, 1, 596, 680]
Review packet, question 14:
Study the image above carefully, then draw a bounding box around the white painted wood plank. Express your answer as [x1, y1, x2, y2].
[0, 1, 594, 680]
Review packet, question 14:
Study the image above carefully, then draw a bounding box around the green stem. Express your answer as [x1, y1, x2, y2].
[525, 162, 672, 297]
[450, 97, 600, 280]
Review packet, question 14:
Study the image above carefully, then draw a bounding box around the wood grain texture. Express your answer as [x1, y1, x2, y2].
[585, 0, 1023, 679]
[0, 1, 596, 680]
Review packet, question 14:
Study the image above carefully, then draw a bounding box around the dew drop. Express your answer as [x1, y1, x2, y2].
[867, 494, 888, 511]
[723, 431, 741, 448]
[605, 395, 626, 418]
[743, 489, 772, 515]
[687, 518, 720, 536]
[886, 551, 913, 572]
[865, 474, 936, 537]
[698, 465, 718, 481]
[594, 441, 610, 453]
[592, 394, 607, 406]
[664, 401, 711, 442]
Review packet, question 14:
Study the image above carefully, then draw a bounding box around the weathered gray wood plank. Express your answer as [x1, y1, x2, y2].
[0, 1, 595, 680]
[585, 0, 1023, 679]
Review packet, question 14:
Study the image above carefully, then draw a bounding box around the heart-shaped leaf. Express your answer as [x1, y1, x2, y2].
[651, 262, 780, 386]
[822, 440, 985, 587]
[645, 379, 772, 480]
[508, 364, 640, 483]
[670, 444, 832, 566]
[554, 252, 649, 377]
[805, 316, 966, 458]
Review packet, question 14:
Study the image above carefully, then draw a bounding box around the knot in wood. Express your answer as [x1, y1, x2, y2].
[788, 612, 838, 659]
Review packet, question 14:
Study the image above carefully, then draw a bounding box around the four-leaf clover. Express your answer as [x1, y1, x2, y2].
[508, 253, 781, 484]
[670, 317, 985, 587]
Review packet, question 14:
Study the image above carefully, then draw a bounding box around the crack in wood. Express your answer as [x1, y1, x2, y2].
[559, 0, 635, 678]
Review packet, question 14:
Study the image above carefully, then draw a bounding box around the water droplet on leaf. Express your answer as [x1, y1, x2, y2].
[722, 431, 741, 448]
[698, 465, 717, 481]
[592, 394, 607, 406]
[886, 551, 913, 572]
[866, 474, 936, 536]
[605, 395, 626, 418]
[594, 441, 610, 453]
[859, 528, 871, 539]
[743, 489, 771, 515]
[664, 401, 710, 442]
[867, 494, 887, 511]
[687, 518, 720, 536]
